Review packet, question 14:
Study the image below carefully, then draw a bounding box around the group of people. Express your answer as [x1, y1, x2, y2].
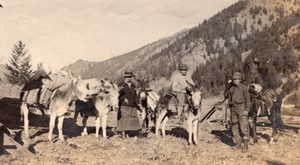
[22, 58, 284, 150]
[224, 57, 284, 152]
[116, 63, 195, 138]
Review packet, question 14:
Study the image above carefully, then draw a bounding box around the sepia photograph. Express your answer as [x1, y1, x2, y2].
[0, 0, 300, 164]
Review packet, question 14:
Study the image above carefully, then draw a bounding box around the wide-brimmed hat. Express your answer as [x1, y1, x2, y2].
[232, 72, 242, 80]
[124, 71, 133, 78]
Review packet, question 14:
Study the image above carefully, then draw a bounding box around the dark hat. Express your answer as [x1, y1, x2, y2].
[179, 63, 188, 70]
[253, 57, 259, 63]
[232, 72, 242, 80]
[124, 71, 133, 78]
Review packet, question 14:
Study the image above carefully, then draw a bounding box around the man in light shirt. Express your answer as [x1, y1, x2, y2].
[171, 63, 195, 123]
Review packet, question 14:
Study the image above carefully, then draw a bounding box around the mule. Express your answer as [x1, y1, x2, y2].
[74, 78, 119, 141]
[20, 71, 89, 142]
[248, 84, 283, 143]
[155, 88, 202, 145]
[138, 89, 160, 132]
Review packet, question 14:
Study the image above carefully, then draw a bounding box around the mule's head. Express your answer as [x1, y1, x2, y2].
[99, 79, 120, 111]
[189, 88, 202, 110]
[139, 91, 147, 101]
[72, 76, 90, 102]
[108, 83, 120, 111]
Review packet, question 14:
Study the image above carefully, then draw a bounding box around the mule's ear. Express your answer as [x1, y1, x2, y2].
[100, 78, 105, 84]
[118, 86, 124, 92]
[67, 67, 73, 77]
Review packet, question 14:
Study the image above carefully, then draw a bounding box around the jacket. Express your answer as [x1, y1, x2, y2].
[227, 83, 251, 112]
[118, 81, 140, 107]
[171, 72, 195, 93]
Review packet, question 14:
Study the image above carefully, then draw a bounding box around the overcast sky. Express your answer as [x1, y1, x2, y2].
[0, 0, 239, 70]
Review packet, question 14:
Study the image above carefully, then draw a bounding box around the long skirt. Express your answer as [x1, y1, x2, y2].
[116, 105, 141, 131]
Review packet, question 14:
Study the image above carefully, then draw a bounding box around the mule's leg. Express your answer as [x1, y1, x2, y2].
[186, 114, 193, 145]
[252, 116, 258, 143]
[95, 116, 100, 138]
[21, 103, 30, 139]
[161, 116, 169, 138]
[141, 107, 146, 128]
[192, 120, 199, 146]
[81, 115, 88, 136]
[74, 109, 79, 121]
[102, 114, 108, 140]
[48, 113, 57, 142]
[139, 107, 147, 136]
[57, 115, 65, 142]
[155, 109, 167, 137]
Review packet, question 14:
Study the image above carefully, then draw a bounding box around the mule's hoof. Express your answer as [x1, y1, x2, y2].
[59, 137, 65, 142]
[241, 148, 248, 153]
[254, 139, 258, 143]
[48, 136, 53, 142]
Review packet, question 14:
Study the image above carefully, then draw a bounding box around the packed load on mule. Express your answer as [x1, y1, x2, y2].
[20, 68, 89, 142]
[20, 67, 52, 114]
[243, 56, 284, 142]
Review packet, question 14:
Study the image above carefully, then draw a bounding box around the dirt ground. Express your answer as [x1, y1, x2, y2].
[0, 96, 300, 165]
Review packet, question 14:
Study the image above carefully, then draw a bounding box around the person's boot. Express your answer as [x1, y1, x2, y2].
[231, 143, 242, 150]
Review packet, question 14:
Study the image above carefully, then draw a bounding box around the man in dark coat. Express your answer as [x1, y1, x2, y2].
[224, 72, 251, 151]
[117, 71, 143, 138]
[244, 57, 263, 86]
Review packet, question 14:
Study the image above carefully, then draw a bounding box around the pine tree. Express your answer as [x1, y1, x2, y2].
[5, 41, 33, 85]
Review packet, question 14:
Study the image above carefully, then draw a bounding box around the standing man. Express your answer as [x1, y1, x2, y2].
[224, 72, 251, 151]
[117, 71, 143, 138]
[171, 63, 195, 123]
[244, 57, 263, 86]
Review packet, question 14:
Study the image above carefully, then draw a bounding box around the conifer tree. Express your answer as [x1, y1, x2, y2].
[5, 41, 33, 85]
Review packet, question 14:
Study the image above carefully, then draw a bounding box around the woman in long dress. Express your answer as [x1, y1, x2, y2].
[117, 71, 142, 138]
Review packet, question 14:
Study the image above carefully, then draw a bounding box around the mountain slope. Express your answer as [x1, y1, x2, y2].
[64, 0, 300, 99]
[63, 29, 190, 81]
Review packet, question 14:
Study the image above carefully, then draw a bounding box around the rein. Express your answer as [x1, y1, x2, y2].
[187, 96, 197, 112]
[194, 98, 227, 123]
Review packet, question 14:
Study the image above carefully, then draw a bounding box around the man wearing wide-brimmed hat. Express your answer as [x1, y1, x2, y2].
[117, 71, 143, 138]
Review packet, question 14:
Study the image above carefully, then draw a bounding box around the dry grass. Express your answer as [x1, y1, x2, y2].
[1, 87, 300, 164]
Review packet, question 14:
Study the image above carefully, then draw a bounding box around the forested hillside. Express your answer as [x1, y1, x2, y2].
[65, 0, 300, 104]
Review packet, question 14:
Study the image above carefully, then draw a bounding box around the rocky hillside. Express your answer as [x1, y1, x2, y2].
[64, 0, 300, 105]
[62, 29, 190, 81]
